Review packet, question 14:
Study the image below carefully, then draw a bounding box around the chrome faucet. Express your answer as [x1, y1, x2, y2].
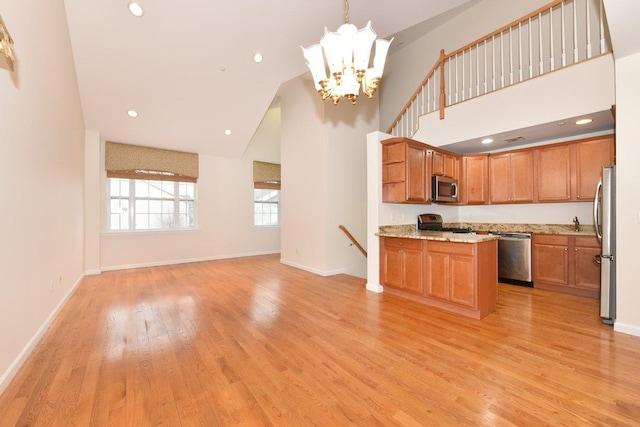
[573, 216, 580, 232]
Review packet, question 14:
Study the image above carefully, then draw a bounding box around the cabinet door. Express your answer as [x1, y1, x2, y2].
[462, 155, 489, 204]
[404, 248, 424, 294]
[489, 153, 511, 203]
[533, 236, 570, 286]
[510, 151, 534, 202]
[449, 255, 476, 308]
[536, 145, 572, 202]
[406, 145, 427, 202]
[443, 154, 457, 179]
[575, 137, 615, 200]
[573, 236, 601, 290]
[425, 251, 449, 301]
[380, 242, 403, 289]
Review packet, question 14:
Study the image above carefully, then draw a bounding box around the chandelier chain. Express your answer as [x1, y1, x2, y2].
[344, 0, 349, 24]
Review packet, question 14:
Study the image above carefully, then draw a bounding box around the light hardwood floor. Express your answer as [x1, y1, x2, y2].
[1, 254, 639, 426]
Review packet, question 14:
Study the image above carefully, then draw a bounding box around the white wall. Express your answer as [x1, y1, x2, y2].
[0, 1, 86, 392]
[279, 74, 376, 278]
[611, 53, 640, 336]
[98, 104, 281, 270]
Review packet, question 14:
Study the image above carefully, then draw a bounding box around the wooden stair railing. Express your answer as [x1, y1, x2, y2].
[387, 0, 611, 138]
[338, 225, 367, 258]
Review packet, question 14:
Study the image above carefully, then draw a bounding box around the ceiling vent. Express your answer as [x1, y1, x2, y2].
[504, 136, 526, 143]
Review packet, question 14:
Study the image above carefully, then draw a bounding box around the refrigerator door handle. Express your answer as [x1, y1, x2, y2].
[594, 178, 603, 242]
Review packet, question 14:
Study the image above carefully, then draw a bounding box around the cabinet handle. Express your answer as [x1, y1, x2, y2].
[564, 248, 568, 251]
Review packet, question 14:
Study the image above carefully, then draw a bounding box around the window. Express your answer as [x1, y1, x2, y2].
[254, 189, 279, 226]
[109, 178, 196, 231]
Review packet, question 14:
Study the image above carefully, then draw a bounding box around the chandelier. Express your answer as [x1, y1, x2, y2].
[301, 0, 393, 105]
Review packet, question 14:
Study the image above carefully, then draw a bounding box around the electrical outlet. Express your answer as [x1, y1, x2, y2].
[59, 275, 63, 285]
[296, 248, 301, 255]
[50, 280, 54, 292]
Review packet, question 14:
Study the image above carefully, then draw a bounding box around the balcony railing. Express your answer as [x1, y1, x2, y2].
[387, 0, 611, 138]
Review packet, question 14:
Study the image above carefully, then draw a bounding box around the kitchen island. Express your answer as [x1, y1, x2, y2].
[377, 225, 499, 319]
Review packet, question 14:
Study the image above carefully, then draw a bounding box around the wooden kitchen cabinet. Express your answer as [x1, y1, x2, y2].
[380, 237, 424, 294]
[460, 154, 489, 204]
[575, 137, 615, 200]
[536, 136, 614, 202]
[425, 241, 476, 308]
[382, 138, 431, 203]
[379, 236, 498, 319]
[432, 150, 459, 179]
[489, 151, 534, 203]
[532, 234, 601, 298]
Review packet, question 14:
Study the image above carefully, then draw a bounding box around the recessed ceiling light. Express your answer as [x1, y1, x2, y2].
[127, 109, 139, 118]
[481, 138, 493, 144]
[576, 118, 593, 125]
[128, 2, 144, 17]
[224, 129, 232, 136]
[557, 121, 566, 126]
[253, 53, 264, 63]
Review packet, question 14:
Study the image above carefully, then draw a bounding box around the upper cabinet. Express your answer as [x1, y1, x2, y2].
[432, 150, 458, 179]
[536, 136, 614, 202]
[381, 135, 614, 205]
[381, 138, 431, 204]
[489, 151, 534, 203]
[460, 155, 489, 205]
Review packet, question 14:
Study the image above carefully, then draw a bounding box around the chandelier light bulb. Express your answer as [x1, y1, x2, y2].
[301, 0, 392, 105]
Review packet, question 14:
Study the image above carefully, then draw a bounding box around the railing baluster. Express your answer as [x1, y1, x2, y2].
[561, 2, 567, 66]
[599, 0, 605, 54]
[586, 0, 592, 58]
[484, 40, 488, 94]
[492, 35, 496, 90]
[500, 32, 505, 88]
[529, 18, 533, 78]
[476, 44, 480, 96]
[573, 0, 578, 62]
[550, 6, 555, 71]
[518, 23, 523, 82]
[539, 13, 544, 75]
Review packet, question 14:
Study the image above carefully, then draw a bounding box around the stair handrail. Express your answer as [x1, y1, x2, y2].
[386, 0, 610, 138]
[338, 225, 367, 258]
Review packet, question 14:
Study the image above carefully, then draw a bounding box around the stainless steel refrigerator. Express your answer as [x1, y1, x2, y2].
[594, 166, 616, 324]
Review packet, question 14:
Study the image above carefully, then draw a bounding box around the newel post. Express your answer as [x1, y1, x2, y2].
[438, 49, 446, 120]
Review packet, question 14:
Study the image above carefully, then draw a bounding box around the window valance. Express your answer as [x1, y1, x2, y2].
[105, 141, 199, 183]
[253, 161, 281, 190]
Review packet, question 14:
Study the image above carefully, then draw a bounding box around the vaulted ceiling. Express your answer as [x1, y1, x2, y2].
[63, 0, 475, 158]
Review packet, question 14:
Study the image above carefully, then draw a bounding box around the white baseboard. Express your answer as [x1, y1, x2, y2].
[614, 322, 640, 337]
[0, 274, 84, 395]
[366, 283, 384, 293]
[279, 259, 347, 277]
[100, 250, 281, 272]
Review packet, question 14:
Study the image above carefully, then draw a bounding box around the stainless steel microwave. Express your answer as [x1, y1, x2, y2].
[432, 175, 458, 203]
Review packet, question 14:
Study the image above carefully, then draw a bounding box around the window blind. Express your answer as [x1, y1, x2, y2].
[105, 141, 199, 183]
[253, 161, 281, 190]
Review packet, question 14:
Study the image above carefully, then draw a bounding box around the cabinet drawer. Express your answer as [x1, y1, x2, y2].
[427, 241, 474, 256]
[574, 236, 600, 248]
[383, 237, 423, 250]
[533, 234, 569, 246]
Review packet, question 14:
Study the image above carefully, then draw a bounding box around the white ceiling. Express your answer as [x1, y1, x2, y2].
[63, 0, 475, 158]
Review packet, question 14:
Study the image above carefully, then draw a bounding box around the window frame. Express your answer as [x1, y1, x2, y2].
[107, 177, 197, 232]
[253, 188, 280, 227]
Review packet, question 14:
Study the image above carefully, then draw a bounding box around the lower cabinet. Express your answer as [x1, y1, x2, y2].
[425, 241, 476, 308]
[532, 234, 601, 298]
[380, 237, 498, 319]
[380, 237, 424, 294]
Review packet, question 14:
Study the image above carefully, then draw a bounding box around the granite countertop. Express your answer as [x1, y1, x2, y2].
[453, 222, 596, 236]
[377, 222, 597, 241]
[377, 225, 498, 243]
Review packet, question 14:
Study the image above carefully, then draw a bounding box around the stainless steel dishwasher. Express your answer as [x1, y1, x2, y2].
[490, 232, 533, 286]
